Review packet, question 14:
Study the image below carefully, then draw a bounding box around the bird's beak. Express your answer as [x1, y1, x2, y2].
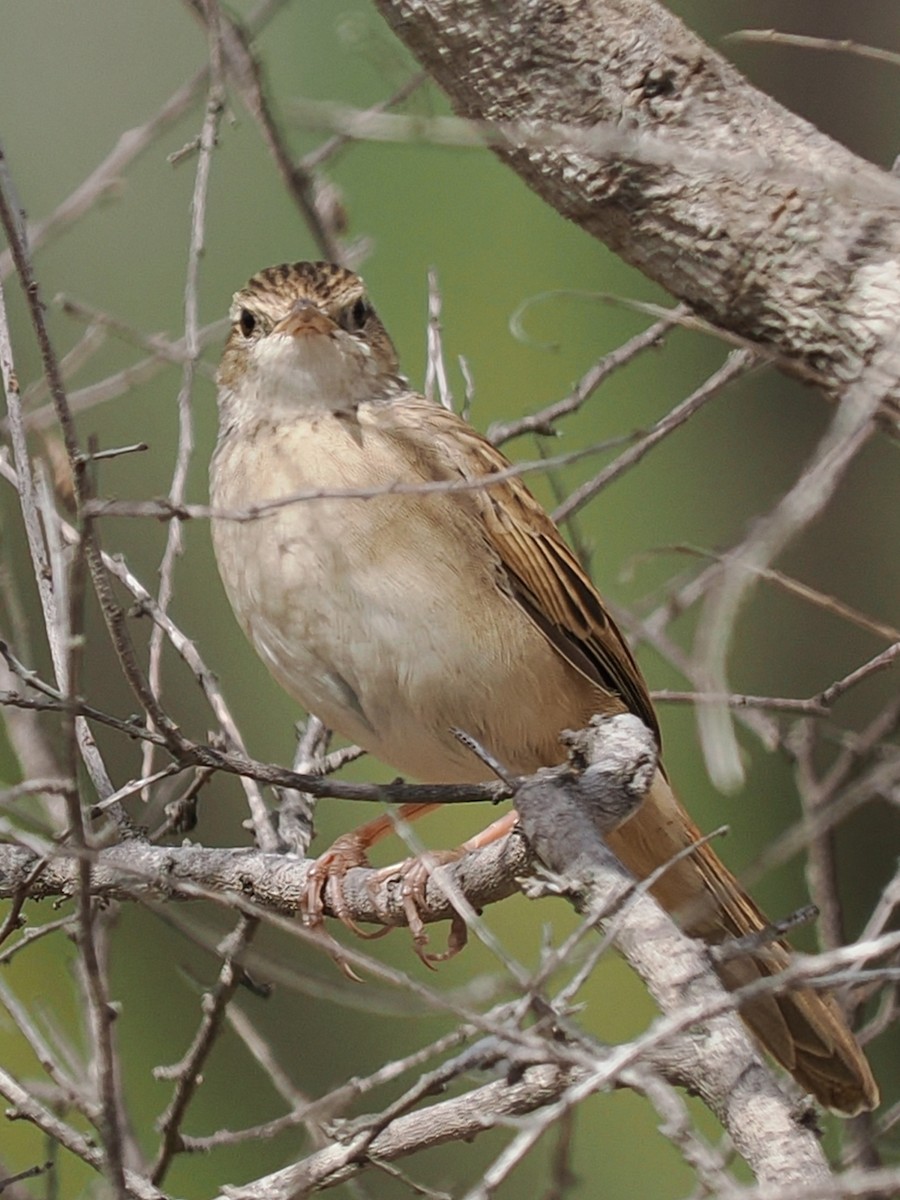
[273, 298, 335, 339]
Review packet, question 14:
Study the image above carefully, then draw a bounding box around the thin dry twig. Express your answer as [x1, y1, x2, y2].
[488, 309, 684, 445]
[726, 29, 900, 71]
[151, 915, 259, 1184]
[693, 347, 891, 790]
[142, 5, 227, 789]
[645, 547, 900, 647]
[0, 1064, 164, 1200]
[553, 349, 756, 523]
[185, 0, 343, 260]
[424, 267, 453, 411]
[80, 431, 643, 523]
[286, 97, 900, 213]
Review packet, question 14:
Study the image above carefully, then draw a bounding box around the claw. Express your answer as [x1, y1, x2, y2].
[303, 804, 508, 967]
[304, 831, 391, 941]
[370, 848, 468, 966]
[309, 926, 366, 983]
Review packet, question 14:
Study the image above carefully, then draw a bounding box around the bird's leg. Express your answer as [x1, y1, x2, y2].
[304, 802, 440, 938]
[372, 810, 520, 965]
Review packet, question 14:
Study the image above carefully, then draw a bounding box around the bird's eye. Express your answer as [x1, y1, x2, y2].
[342, 297, 370, 332]
[238, 308, 258, 338]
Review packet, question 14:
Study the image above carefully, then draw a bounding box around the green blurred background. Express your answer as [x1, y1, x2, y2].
[0, 2, 897, 1196]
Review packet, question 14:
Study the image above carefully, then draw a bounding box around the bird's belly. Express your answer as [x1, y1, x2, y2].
[224, 513, 593, 780]
[217, 513, 600, 783]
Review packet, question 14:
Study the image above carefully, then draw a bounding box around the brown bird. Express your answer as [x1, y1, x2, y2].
[210, 260, 878, 1115]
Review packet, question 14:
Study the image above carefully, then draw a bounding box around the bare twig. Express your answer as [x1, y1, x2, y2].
[726, 29, 900, 71]
[554, 349, 756, 523]
[81, 432, 641, 522]
[488, 309, 683, 445]
[184, 0, 342, 260]
[142, 4, 226, 789]
[151, 915, 259, 1183]
[0, 1066, 165, 1200]
[285, 97, 900, 211]
[424, 268, 453, 411]
[645, 548, 900, 647]
[694, 346, 892, 790]
[0, 0, 289, 284]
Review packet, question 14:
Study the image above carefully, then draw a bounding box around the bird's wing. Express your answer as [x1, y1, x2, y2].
[384, 397, 660, 743]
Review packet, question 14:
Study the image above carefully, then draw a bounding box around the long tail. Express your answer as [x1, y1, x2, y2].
[606, 770, 879, 1114]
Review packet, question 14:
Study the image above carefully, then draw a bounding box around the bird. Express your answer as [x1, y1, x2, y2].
[210, 259, 879, 1115]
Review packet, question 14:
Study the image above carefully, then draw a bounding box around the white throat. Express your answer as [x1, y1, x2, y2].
[222, 330, 384, 426]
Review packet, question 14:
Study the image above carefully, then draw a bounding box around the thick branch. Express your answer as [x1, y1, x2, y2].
[513, 716, 830, 1189]
[0, 825, 530, 929]
[217, 1064, 576, 1199]
[372, 0, 900, 412]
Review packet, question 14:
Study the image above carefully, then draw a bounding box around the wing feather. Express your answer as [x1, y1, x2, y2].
[383, 398, 660, 742]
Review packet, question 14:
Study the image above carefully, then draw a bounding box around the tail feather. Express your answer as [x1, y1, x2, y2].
[607, 771, 879, 1114]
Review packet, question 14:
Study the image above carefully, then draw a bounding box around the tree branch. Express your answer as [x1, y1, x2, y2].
[371, 0, 900, 419]
[512, 716, 831, 1189]
[1, 715, 850, 1193]
[0, 818, 531, 929]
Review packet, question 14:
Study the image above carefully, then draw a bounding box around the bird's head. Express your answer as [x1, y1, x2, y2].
[217, 261, 400, 423]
